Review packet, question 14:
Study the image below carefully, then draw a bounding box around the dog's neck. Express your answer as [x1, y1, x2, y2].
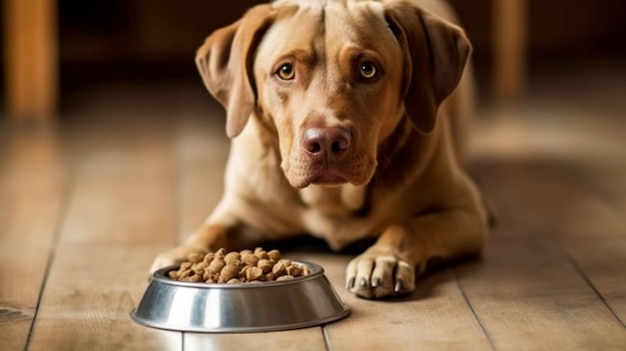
[299, 183, 367, 216]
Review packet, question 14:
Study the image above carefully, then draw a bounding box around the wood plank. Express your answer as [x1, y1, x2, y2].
[308, 253, 493, 351]
[471, 158, 626, 239]
[457, 238, 626, 350]
[461, 159, 626, 350]
[28, 244, 182, 350]
[563, 237, 626, 326]
[0, 128, 66, 350]
[176, 108, 229, 238]
[26, 115, 183, 350]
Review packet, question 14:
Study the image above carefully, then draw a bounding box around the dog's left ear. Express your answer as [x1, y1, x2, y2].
[385, 3, 471, 134]
[196, 5, 274, 138]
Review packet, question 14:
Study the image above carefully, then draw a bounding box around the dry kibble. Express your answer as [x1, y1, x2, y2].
[208, 258, 226, 274]
[241, 253, 259, 266]
[286, 265, 302, 277]
[192, 262, 208, 273]
[272, 259, 291, 276]
[182, 274, 203, 283]
[257, 259, 273, 273]
[203, 252, 215, 264]
[246, 266, 265, 281]
[224, 252, 240, 264]
[168, 248, 309, 284]
[267, 249, 281, 261]
[215, 248, 226, 259]
[254, 247, 269, 260]
[219, 263, 239, 283]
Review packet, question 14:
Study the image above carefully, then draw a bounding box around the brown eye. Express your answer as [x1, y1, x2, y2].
[359, 62, 377, 79]
[276, 64, 295, 80]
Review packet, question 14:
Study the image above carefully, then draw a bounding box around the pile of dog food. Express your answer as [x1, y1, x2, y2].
[168, 248, 309, 284]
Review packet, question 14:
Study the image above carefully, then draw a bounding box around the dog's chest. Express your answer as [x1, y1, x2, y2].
[298, 184, 375, 249]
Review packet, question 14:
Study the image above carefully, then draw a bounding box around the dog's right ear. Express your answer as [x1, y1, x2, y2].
[196, 5, 274, 138]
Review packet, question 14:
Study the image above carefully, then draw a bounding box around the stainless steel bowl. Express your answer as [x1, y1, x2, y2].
[131, 261, 349, 332]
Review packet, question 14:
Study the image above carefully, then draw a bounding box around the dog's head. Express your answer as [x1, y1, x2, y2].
[196, 0, 471, 189]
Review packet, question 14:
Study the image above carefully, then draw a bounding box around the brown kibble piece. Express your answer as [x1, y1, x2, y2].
[219, 263, 239, 283]
[192, 262, 208, 273]
[272, 260, 288, 276]
[208, 258, 226, 274]
[203, 252, 215, 264]
[257, 259, 273, 273]
[267, 249, 281, 261]
[182, 274, 203, 283]
[246, 266, 265, 281]
[254, 247, 269, 260]
[242, 253, 259, 266]
[224, 252, 240, 264]
[286, 265, 302, 277]
[215, 248, 226, 259]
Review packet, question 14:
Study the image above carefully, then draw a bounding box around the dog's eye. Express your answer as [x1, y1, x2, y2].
[359, 62, 377, 79]
[276, 64, 295, 80]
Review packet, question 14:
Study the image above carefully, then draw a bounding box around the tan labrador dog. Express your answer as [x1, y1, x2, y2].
[152, 0, 489, 299]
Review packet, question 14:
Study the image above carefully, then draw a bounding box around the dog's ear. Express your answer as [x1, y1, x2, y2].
[385, 3, 471, 134]
[196, 5, 274, 138]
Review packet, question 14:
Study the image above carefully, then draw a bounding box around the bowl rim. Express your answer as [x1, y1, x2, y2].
[152, 260, 325, 289]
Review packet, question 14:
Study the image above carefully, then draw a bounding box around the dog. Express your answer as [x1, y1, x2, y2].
[151, 0, 489, 299]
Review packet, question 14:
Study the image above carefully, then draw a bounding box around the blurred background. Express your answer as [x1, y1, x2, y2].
[1, 0, 625, 121]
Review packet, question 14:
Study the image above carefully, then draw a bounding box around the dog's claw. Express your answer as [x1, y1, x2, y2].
[371, 277, 381, 287]
[346, 277, 355, 289]
[359, 277, 367, 287]
[394, 280, 402, 294]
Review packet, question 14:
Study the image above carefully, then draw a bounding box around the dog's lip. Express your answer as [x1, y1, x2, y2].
[296, 164, 365, 188]
[309, 174, 348, 186]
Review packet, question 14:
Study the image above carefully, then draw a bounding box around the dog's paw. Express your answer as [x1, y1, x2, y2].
[346, 251, 415, 299]
[149, 245, 207, 275]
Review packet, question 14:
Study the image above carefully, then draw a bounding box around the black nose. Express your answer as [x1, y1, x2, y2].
[302, 127, 351, 162]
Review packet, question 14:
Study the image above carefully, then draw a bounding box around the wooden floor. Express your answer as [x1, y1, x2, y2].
[1, 61, 626, 350]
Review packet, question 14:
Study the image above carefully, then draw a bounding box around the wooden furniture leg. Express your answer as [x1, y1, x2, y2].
[3, 0, 58, 120]
[493, 0, 527, 101]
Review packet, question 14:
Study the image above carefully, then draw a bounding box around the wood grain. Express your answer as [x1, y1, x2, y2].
[26, 115, 183, 350]
[462, 158, 626, 350]
[308, 254, 492, 351]
[0, 128, 66, 350]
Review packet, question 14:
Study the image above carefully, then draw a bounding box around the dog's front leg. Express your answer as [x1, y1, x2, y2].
[346, 209, 488, 299]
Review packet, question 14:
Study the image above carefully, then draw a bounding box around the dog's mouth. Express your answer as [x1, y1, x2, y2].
[285, 157, 375, 189]
[307, 167, 351, 187]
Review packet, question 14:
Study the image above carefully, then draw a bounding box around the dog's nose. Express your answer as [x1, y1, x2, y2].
[302, 127, 351, 162]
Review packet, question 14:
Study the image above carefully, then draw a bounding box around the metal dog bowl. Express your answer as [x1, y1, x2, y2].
[131, 261, 349, 333]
